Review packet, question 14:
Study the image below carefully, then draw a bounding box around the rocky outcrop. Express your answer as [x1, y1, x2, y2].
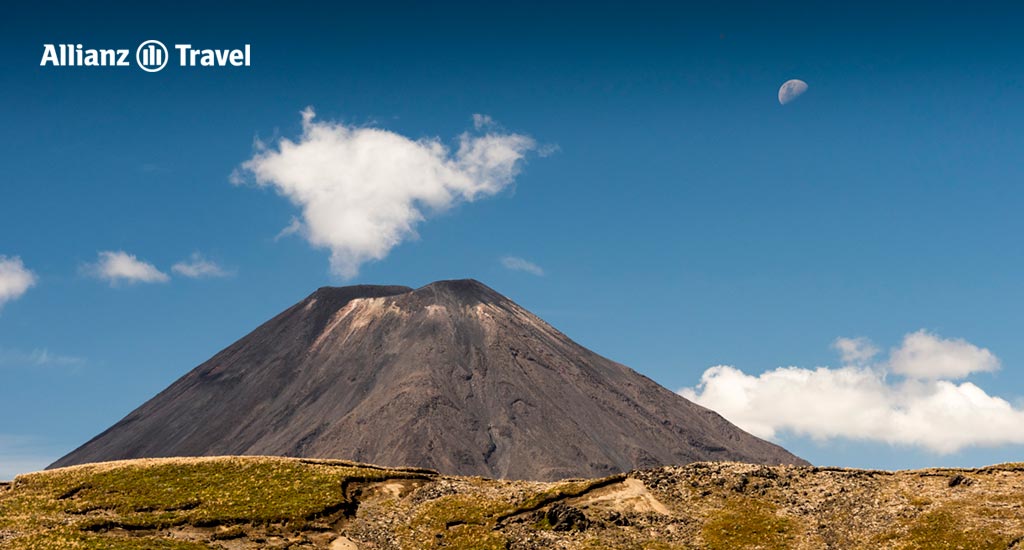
[7, 457, 1024, 549]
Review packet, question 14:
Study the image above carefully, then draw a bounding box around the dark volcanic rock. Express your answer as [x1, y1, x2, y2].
[545, 503, 589, 531]
[50, 279, 807, 479]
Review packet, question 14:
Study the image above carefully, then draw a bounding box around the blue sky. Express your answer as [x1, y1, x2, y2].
[3, 1, 1024, 478]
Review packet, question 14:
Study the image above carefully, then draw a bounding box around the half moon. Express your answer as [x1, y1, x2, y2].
[778, 79, 808, 105]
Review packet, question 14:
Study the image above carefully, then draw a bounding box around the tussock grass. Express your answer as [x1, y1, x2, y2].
[0, 456, 430, 550]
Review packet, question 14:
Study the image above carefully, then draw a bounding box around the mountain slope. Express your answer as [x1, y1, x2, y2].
[51, 279, 805, 479]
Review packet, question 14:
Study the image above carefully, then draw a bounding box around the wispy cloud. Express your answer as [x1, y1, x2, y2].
[500, 256, 545, 276]
[472, 113, 495, 130]
[235, 108, 537, 279]
[680, 330, 1023, 453]
[0, 256, 37, 310]
[83, 251, 169, 285]
[274, 217, 303, 242]
[832, 337, 879, 365]
[0, 347, 84, 368]
[537, 143, 561, 158]
[171, 252, 231, 279]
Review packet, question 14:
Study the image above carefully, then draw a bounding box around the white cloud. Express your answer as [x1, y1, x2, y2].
[680, 331, 1024, 454]
[236, 108, 537, 279]
[84, 251, 169, 285]
[0, 256, 37, 310]
[888, 329, 998, 379]
[171, 252, 231, 279]
[500, 256, 545, 276]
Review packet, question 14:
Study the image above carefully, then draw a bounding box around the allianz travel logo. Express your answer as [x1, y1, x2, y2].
[40, 40, 251, 72]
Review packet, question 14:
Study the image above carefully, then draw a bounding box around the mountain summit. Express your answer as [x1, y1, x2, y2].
[51, 279, 806, 479]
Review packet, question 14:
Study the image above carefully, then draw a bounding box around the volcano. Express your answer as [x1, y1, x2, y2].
[51, 279, 806, 479]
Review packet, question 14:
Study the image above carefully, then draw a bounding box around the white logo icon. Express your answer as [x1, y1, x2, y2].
[136, 40, 168, 72]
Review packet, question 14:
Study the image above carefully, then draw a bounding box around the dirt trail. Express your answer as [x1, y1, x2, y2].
[574, 477, 671, 515]
[329, 536, 358, 550]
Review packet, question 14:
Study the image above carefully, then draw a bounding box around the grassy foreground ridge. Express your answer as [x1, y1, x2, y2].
[1, 456, 1023, 549]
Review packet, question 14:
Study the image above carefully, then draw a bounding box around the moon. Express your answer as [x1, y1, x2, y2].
[778, 79, 808, 105]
